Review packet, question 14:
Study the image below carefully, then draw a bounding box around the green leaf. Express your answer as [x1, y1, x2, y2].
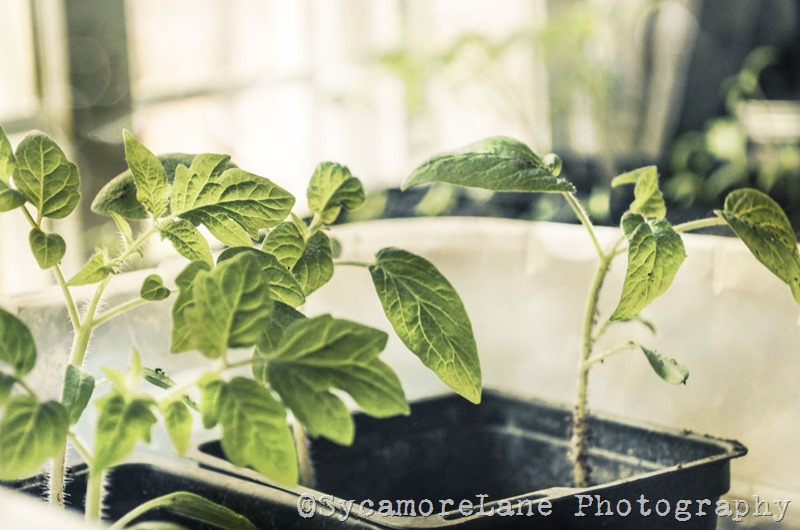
[66, 250, 113, 286]
[369, 248, 482, 403]
[402, 136, 575, 193]
[254, 302, 306, 363]
[307, 162, 365, 224]
[160, 400, 192, 457]
[610, 214, 686, 321]
[143, 367, 174, 391]
[141, 274, 171, 301]
[120, 492, 257, 530]
[110, 211, 134, 246]
[0, 397, 69, 480]
[292, 231, 334, 296]
[0, 308, 37, 376]
[200, 377, 297, 484]
[93, 392, 157, 471]
[0, 372, 15, 405]
[123, 130, 170, 218]
[62, 365, 94, 425]
[90, 153, 198, 219]
[143, 368, 198, 411]
[28, 228, 66, 269]
[170, 261, 212, 354]
[611, 166, 666, 219]
[218, 247, 305, 308]
[262, 221, 305, 269]
[0, 181, 26, 212]
[639, 344, 689, 385]
[719, 188, 800, 303]
[13, 132, 80, 219]
[171, 155, 295, 246]
[188, 253, 274, 358]
[101, 366, 129, 393]
[0, 126, 15, 183]
[267, 315, 408, 445]
[159, 219, 214, 266]
[199, 377, 224, 429]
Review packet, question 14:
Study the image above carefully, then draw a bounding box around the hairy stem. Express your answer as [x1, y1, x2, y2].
[93, 296, 152, 328]
[19, 206, 82, 328]
[673, 216, 727, 234]
[291, 415, 315, 488]
[67, 433, 93, 466]
[563, 192, 605, 259]
[48, 442, 67, 507]
[333, 260, 373, 268]
[107, 494, 174, 530]
[585, 341, 637, 368]
[85, 467, 104, 521]
[567, 234, 624, 487]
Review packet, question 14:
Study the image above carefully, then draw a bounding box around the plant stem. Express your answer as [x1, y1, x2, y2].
[585, 341, 636, 368]
[291, 415, 315, 488]
[673, 216, 727, 233]
[113, 223, 160, 269]
[67, 433, 93, 466]
[568, 240, 619, 487]
[19, 206, 82, 329]
[562, 192, 605, 259]
[85, 467, 104, 521]
[107, 495, 169, 530]
[333, 259, 373, 268]
[48, 442, 67, 507]
[92, 296, 152, 328]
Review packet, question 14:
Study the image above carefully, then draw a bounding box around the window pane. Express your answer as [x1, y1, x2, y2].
[0, 0, 39, 120]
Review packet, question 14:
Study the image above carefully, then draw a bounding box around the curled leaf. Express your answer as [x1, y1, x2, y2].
[307, 162, 365, 224]
[141, 274, 171, 301]
[611, 166, 666, 219]
[639, 345, 689, 385]
[719, 188, 800, 303]
[403, 136, 575, 193]
[610, 214, 686, 321]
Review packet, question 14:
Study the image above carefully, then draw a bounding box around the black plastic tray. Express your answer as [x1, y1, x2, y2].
[7, 457, 379, 529]
[194, 390, 747, 529]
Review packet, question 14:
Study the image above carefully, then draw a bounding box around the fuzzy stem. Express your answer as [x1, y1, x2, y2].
[585, 341, 637, 368]
[85, 467, 104, 521]
[48, 442, 68, 507]
[673, 216, 727, 234]
[50, 280, 108, 504]
[107, 495, 171, 530]
[333, 260, 373, 268]
[563, 192, 605, 259]
[291, 415, 315, 488]
[567, 234, 623, 487]
[67, 433, 93, 466]
[19, 206, 82, 329]
[92, 296, 152, 328]
[112, 223, 160, 268]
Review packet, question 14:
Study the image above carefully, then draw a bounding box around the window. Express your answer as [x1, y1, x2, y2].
[0, 0, 707, 292]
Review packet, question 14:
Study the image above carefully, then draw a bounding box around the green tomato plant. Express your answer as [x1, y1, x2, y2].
[0, 126, 482, 527]
[403, 136, 800, 488]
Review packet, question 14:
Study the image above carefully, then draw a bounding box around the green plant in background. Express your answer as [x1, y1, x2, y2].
[0, 126, 481, 526]
[375, 2, 645, 224]
[665, 46, 800, 228]
[404, 136, 800, 487]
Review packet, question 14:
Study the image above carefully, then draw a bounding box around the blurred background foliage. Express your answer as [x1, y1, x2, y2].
[2, 0, 800, 292]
